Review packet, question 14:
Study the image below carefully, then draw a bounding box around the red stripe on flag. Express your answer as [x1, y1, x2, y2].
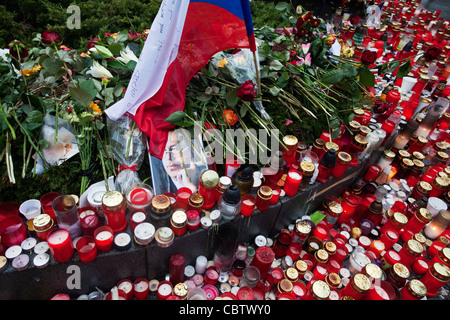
[132, 2, 253, 159]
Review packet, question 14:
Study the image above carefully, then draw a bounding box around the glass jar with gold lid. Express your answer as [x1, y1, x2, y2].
[387, 263, 410, 289]
[331, 151, 352, 178]
[149, 194, 173, 229]
[340, 273, 371, 300]
[411, 180, 432, 199]
[299, 160, 315, 191]
[400, 278, 427, 300]
[198, 170, 219, 210]
[420, 263, 450, 297]
[33, 213, 55, 242]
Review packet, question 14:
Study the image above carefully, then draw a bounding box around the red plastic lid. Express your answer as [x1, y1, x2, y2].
[270, 267, 284, 283]
[220, 292, 237, 300]
[237, 286, 254, 300]
[166, 295, 181, 300]
[277, 292, 297, 300]
[252, 287, 265, 300]
[186, 210, 199, 220]
[292, 281, 306, 298]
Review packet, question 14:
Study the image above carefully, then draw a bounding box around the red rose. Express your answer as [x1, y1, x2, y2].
[361, 50, 378, 65]
[424, 45, 442, 62]
[237, 80, 257, 102]
[8, 40, 28, 59]
[42, 30, 61, 45]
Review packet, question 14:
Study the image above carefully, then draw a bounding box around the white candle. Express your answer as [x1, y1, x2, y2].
[95, 230, 112, 241]
[195, 255, 207, 274]
[118, 281, 133, 294]
[110, 286, 119, 300]
[132, 211, 146, 223]
[158, 283, 172, 296]
[424, 223, 444, 239]
[134, 280, 149, 293]
[48, 229, 69, 244]
[288, 171, 301, 180]
[79, 209, 95, 220]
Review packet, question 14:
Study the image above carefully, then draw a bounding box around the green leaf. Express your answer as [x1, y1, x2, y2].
[108, 43, 123, 56]
[41, 57, 62, 75]
[396, 61, 412, 79]
[225, 88, 238, 107]
[95, 45, 114, 59]
[377, 62, 389, 76]
[320, 69, 344, 84]
[79, 79, 97, 100]
[269, 86, 281, 96]
[69, 86, 92, 108]
[269, 59, 284, 71]
[165, 111, 188, 124]
[341, 64, 358, 77]
[358, 66, 375, 87]
[275, 2, 290, 11]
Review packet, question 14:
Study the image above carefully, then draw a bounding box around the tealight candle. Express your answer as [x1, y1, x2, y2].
[117, 279, 134, 300]
[47, 228, 74, 263]
[93, 226, 114, 252]
[133, 277, 150, 300]
[240, 194, 256, 217]
[157, 280, 173, 300]
[130, 211, 147, 232]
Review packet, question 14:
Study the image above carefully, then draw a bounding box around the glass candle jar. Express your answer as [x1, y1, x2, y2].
[299, 160, 315, 191]
[420, 263, 450, 297]
[398, 239, 424, 269]
[386, 262, 410, 289]
[424, 210, 450, 240]
[429, 176, 449, 198]
[149, 194, 173, 229]
[411, 181, 432, 199]
[188, 193, 204, 214]
[250, 246, 275, 275]
[340, 273, 371, 300]
[32, 213, 55, 242]
[400, 279, 428, 300]
[174, 187, 192, 211]
[198, 170, 219, 210]
[125, 183, 153, 214]
[380, 211, 408, 234]
[291, 220, 311, 245]
[217, 185, 242, 221]
[401, 208, 432, 241]
[186, 210, 200, 231]
[170, 210, 187, 237]
[101, 191, 127, 234]
[380, 250, 402, 271]
[240, 194, 256, 217]
[283, 170, 302, 197]
[316, 149, 337, 184]
[303, 279, 330, 300]
[331, 152, 352, 178]
[346, 134, 368, 160]
[395, 158, 414, 180]
[323, 201, 343, 229]
[282, 135, 299, 169]
[378, 229, 399, 251]
[47, 228, 74, 263]
[80, 213, 100, 237]
[311, 138, 326, 160]
[272, 229, 292, 258]
[256, 186, 272, 211]
[52, 195, 82, 239]
[169, 253, 186, 285]
[377, 150, 396, 171]
[407, 134, 428, 154]
[215, 176, 231, 201]
[337, 193, 361, 225]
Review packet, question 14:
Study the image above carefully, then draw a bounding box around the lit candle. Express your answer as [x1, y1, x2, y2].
[94, 226, 114, 252]
[47, 228, 74, 263]
[133, 278, 150, 300]
[75, 235, 97, 263]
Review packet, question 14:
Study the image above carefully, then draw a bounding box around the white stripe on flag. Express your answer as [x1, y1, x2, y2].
[105, 0, 189, 120]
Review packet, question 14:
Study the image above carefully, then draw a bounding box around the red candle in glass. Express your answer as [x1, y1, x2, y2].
[420, 262, 450, 297]
[47, 228, 74, 263]
[94, 226, 114, 253]
[340, 273, 371, 300]
[117, 279, 134, 300]
[331, 151, 352, 178]
[401, 208, 432, 241]
[240, 194, 256, 217]
[430, 247, 450, 268]
[327, 258, 343, 273]
[257, 273, 274, 293]
[272, 229, 291, 258]
[0, 215, 28, 247]
[269, 187, 281, 205]
[204, 265, 220, 285]
[39, 192, 59, 220]
[80, 214, 99, 237]
[333, 243, 349, 262]
[169, 253, 186, 285]
[400, 279, 428, 300]
[427, 241, 446, 258]
[312, 225, 328, 242]
[398, 239, 424, 269]
[174, 187, 192, 211]
[237, 286, 254, 300]
[363, 280, 396, 300]
[186, 210, 200, 231]
[270, 267, 284, 284]
[133, 277, 150, 300]
[255, 186, 272, 211]
[251, 246, 275, 275]
[412, 258, 429, 276]
[337, 194, 360, 224]
[198, 170, 219, 210]
[283, 170, 302, 197]
[157, 280, 173, 300]
[130, 211, 147, 232]
[75, 235, 97, 263]
[379, 229, 399, 251]
[286, 242, 301, 261]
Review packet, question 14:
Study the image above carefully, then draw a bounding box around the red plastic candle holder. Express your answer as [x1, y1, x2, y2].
[241, 194, 256, 217]
[47, 228, 74, 263]
[76, 235, 97, 263]
[93, 226, 114, 253]
[133, 277, 150, 300]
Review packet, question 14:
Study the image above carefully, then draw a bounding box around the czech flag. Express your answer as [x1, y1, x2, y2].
[105, 0, 256, 159]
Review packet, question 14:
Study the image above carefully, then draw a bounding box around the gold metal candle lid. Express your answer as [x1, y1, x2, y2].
[406, 279, 427, 299]
[337, 151, 352, 165]
[325, 141, 339, 153]
[283, 135, 298, 148]
[102, 190, 124, 210]
[188, 193, 204, 207]
[173, 282, 188, 299]
[359, 125, 371, 136]
[315, 249, 329, 264]
[412, 151, 425, 160]
[325, 241, 337, 255]
[352, 273, 371, 293]
[294, 260, 308, 273]
[417, 181, 432, 194]
[391, 212, 408, 227]
[300, 161, 315, 176]
[405, 239, 424, 256]
[383, 149, 395, 160]
[348, 120, 361, 132]
[295, 220, 311, 236]
[311, 280, 330, 300]
[413, 159, 425, 171]
[363, 263, 383, 280]
[433, 176, 449, 189]
[328, 201, 343, 215]
[285, 267, 299, 281]
[200, 170, 219, 188]
[352, 134, 368, 148]
[33, 214, 53, 231]
[401, 158, 414, 168]
[151, 194, 172, 214]
[258, 185, 273, 200]
[431, 263, 450, 282]
[398, 149, 410, 159]
[326, 272, 341, 288]
[353, 108, 364, 117]
[412, 233, 426, 245]
[278, 279, 293, 292]
[438, 247, 450, 264]
[417, 207, 432, 223]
